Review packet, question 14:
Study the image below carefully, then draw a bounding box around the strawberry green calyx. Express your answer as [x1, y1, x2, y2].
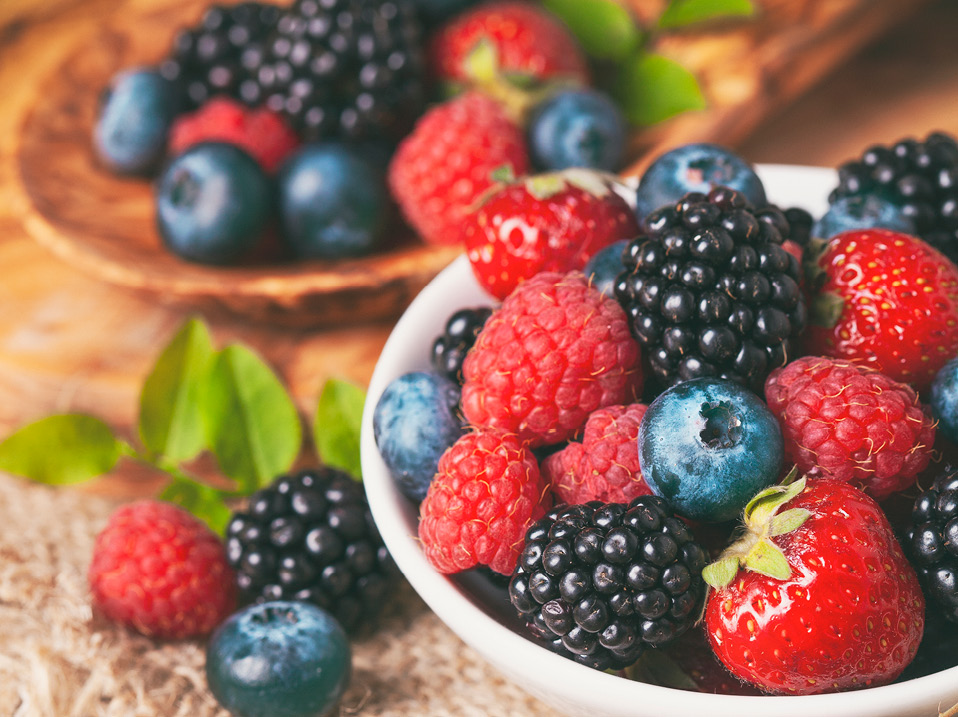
[702, 466, 812, 589]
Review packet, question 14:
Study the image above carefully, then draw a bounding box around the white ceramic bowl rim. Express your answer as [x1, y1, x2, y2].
[361, 165, 958, 717]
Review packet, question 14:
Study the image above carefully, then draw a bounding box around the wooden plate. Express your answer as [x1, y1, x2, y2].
[12, 1, 460, 329]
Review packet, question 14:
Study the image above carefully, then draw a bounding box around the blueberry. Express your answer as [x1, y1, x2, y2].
[278, 145, 389, 260]
[528, 89, 627, 172]
[373, 370, 464, 502]
[637, 378, 783, 522]
[206, 601, 350, 717]
[584, 239, 629, 297]
[813, 194, 915, 239]
[635, 144, 766, 220]
[156, 142, 272, 265]
[932, 356, 958, 443]
[94, 68, 179, 174]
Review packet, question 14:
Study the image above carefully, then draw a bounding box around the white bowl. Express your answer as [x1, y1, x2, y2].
[360, 165, 958, 717]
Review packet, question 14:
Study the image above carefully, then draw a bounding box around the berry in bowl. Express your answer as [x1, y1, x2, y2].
[361, 154, 958, 716]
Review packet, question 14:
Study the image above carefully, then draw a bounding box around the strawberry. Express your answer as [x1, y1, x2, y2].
[804, 228, 958, 390]
[703, 471, 924, 695]
[463, 170, 641, 299]
[388, 91, 529, 246]
[429, 2, 589, 90]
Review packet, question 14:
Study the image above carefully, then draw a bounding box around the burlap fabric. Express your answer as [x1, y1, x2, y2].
[0, 475, 558, 716]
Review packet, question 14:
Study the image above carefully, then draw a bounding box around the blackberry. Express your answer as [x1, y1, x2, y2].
[225, 467, 397, 633]
[783, 206, 813, 247]
[905, 466, 958, 624]
[160, 3, 281, 110]
[830, 131, 958, 262]
[508, 496, 707, 671]
[430, 306, 493, 383]
[614, 187, 806, 394]
[248, 0, 427, 142]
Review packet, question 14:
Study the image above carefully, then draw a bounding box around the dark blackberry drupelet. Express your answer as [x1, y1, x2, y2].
[248, 0, 427, 142]
[614, 187, 806, 394]
[783, 206, 813, 247]
[225, 467, 397, 633]
[905, 466, 958, 624]
[430, 306, 493, 384]
[159, 2, 281, 111]
[830, 131, 958, 261]
[508, 496, 707, 671]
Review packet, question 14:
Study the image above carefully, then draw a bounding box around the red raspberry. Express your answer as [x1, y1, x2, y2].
[463, 170, 641, 300]
[168, 98, 301, 173]
[764, 355, 936, 500]
[429, 2, 588, 87]
[542, 403, 652, 504]
[418, 428, 551, 575]
[461, 271, 643, 447]
[388, 91, 529, 246]
[88, 500, 237, 639]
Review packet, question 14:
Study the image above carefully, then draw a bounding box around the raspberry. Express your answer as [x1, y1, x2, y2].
[388, 91, 529, 246]
[88, 500, 237, 639]
[542, 403, 652, 505]
[461, 271, 642, 447]
[168, 97, 301, 173]
[418, 428, 552, 575]
[764, 356, 936, 500]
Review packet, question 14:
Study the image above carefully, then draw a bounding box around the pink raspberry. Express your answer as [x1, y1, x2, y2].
[418, 428, 551, 575]
[542, 403, 652, 505]
[764, 355, 936, 500]
[461, 271, 642, 447]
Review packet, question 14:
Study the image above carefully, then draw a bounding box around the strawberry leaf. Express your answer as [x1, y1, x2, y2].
[313, 378, 365, 481]
[203, 344, 302, 493]
[525, 173, 569, 200]
[160, 475, 233, 535]
[463, 38, 499, 84]
[0, 414, 124, 485]
[658, 0, 754, 29]
[138, 317, 214, 462]
[809, 292, 846, 329]
[612, 51, 706, 126]
[562, 168, 614, 198]
[744, 538, 791, 580]
[702, 555, 741, 589]
[541, 0, 642, 62]
[768, 508, 812, 537]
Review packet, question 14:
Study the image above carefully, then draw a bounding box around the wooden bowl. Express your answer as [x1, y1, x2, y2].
[12, 1, 460, 329]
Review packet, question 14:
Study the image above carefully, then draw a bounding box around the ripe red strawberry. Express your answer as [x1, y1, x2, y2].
[418, 428, 552, 575]
[429, 2, 589, 89]
[463, 170, 641, 299]
[541, 402, 652, 504]
[804, 228, 958, 390]
[388, 91, 529, 246]
[461, 271, 643, 447]
[703, 474, 924, 695]
[88, 500, 237, 639]
[764, 355, 936, 500]
[168, 97, 301, 173]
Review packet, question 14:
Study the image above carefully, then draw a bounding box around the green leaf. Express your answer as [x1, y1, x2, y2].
[0, 414, 122, 485]
[768, 508, 813, 537]
[658, 0, 754, 29]
[204, 344, 302, 493]
[138, 317, 214, 462]
[612, 51, 706, 126]
[541, 0, 642, 62]
[463, 37, 499, 84]
[625, 650, 700, 690]
[702, 555, 740, 589]
[314, 378, 366, 481]
[744, 538, 792, 580]
[809, 292, 846, 329]
[160, 475, 233, 535]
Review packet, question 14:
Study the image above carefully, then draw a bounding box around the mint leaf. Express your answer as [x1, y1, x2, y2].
[139, 317, 214, 463]
[612, 51, 706, 125]
[160, 475, 233, 534]
[0, 414, 123, 485]
[204, 344, 302, 493]
[658, 0, 754, 29]
[542, 0, 642, 62]
[314, 378, 365, 481]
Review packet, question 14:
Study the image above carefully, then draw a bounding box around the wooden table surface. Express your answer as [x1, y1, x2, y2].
[0, 0, 957, 498]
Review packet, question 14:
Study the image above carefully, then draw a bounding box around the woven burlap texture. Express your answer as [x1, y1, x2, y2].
[0, 474, 559, 717]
